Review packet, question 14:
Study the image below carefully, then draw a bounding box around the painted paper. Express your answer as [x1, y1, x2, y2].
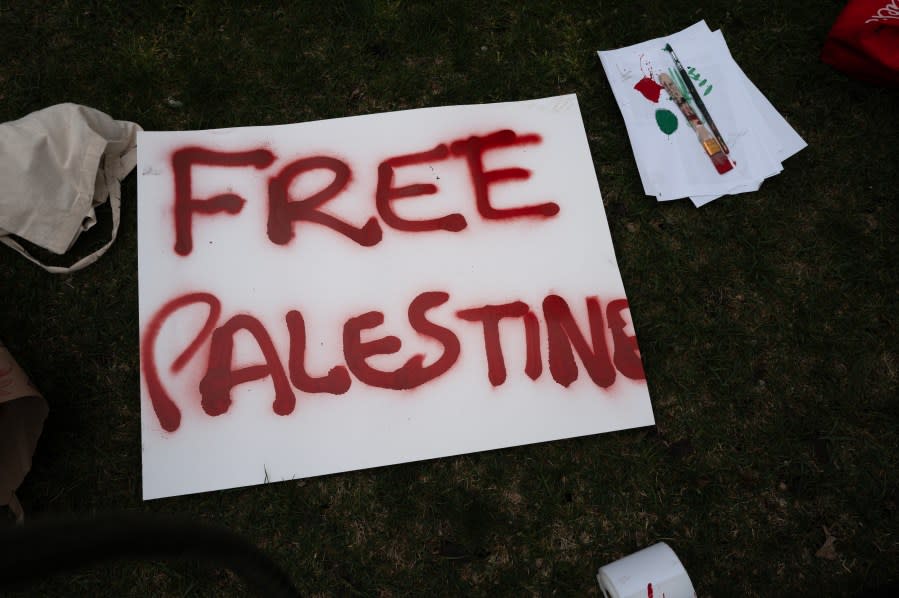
[598, 21, 806, 206]
[137, 94, 653, 500]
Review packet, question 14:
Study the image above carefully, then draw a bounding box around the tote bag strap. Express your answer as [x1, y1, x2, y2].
[0, 145, 134, 274]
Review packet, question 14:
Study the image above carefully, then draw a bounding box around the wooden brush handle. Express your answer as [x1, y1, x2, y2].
[658, 73, 704, 131]
[658, 74, 726, 161]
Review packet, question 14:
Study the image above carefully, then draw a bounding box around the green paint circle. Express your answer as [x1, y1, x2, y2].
[655, 108, 678, 135]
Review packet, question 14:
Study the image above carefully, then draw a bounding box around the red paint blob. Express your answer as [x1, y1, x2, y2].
[634, 77, 664, 103]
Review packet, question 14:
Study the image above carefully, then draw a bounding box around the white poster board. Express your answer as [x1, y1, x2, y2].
[138, 94, 654, 500]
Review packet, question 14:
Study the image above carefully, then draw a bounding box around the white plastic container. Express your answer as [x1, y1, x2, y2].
[596, 542, 696, 598]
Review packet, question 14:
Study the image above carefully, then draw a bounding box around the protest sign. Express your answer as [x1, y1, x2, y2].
[137, 94, 653, 499]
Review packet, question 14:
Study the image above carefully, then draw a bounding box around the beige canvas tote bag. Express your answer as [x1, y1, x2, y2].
[0, 103, 140, 273]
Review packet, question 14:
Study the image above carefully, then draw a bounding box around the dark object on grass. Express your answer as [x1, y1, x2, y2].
[856, 582, 899, 597]
[0, 513, 299, 597]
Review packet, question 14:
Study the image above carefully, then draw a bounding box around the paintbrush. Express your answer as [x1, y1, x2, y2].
[658, 73, 733, 174]
[663, 43, 729, 155]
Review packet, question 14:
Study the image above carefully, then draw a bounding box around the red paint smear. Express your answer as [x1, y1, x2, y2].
[634, 77, 664, 103]
[712, 154, 734, 174]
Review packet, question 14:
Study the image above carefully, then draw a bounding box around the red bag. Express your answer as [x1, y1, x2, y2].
[821, 0, 899, 86]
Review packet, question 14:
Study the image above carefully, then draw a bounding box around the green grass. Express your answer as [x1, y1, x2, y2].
[1, 0, 897, 595]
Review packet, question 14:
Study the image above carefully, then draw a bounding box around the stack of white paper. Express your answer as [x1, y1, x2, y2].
[597, 21, 806, 207]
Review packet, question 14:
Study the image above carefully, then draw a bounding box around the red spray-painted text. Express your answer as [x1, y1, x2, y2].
[172, 129, 559, 255]
[142, 292, 644, 432]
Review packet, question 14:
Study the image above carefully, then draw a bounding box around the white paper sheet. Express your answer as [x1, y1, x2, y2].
[598, 21, 805, 207]
[688, 29, 807, 207]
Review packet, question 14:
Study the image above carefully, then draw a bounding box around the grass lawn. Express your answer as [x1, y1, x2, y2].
[1, 1, 897, 595]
